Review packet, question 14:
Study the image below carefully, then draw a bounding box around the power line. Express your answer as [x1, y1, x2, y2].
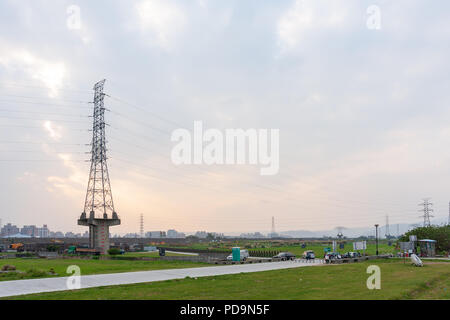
[0, 94, 90, 104]
[0, 108, 90, 118]
[105, 94, 186, 129]
[0, 140, 84, 146]
[0, 82, 92, 93]
[0, 99, 91, 109]
[0, 115, 87, 123]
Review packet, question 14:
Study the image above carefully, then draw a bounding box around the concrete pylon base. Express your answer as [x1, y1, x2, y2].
[78, 213, 120, 254]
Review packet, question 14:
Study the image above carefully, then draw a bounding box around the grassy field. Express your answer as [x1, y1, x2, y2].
[6, 259, 449, 300]
[0, 257, 207, 282]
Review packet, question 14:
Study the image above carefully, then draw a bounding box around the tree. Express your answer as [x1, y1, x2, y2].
[399, 225, 450, 254]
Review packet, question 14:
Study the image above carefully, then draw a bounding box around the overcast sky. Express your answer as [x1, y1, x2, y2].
[0, 0, 449, 235]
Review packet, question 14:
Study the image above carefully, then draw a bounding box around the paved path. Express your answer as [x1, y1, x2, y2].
[0, 259, 322, 298]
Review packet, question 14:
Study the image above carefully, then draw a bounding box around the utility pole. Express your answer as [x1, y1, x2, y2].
[374, 224, 379, 256]
[78, 79, 120, 254]
[418, 198, 434, 227]
[397, 224, 399, 238]
[448, 202, 450, 225]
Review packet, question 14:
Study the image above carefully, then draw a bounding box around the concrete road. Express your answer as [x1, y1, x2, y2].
[0, 259, 323, 298]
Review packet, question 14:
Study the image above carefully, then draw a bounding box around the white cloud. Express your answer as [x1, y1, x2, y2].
[47, 154, 86, 198]
[134, 0, 186, 50]
[0, 44, 66, 97]
[277, 0, 354, 52]
[43, 121, 62, 141]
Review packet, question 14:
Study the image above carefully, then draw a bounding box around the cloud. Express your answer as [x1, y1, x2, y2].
[47, 154, 86, 199]
[277, 0, 355, 52]
[43, 121, 62, 141]
[0, 44, 66, 97]
[134, 0, 186, 50]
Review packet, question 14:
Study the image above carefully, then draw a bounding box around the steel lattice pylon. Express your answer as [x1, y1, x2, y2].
[78, 79, 120, 253]
[84, 79, 115, 218]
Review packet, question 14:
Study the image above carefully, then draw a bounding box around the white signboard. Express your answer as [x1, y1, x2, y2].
[353, 241, 367, 251]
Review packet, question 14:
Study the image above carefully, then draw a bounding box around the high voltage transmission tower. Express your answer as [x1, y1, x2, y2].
[385, 215, 390, 238]
[78, 79, 120, 254]
[418, 198, 433, 227]
[270, 216, 277, 238]
[140, 213, 144, 238]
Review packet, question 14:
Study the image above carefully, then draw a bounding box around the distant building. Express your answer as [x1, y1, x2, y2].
[1, 223, 20, 237]
[65, 232, 76, 238]
[21, 225, 38, 237]
[195, 231, 208, 238]
[145, 231, 166, 238]
[124, 233, 140, 238]
[240, 232, 266, 239]
[167, 229, 186, 238]
[37, 224, 50, 238]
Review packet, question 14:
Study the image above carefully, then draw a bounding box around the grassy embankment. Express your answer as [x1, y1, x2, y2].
[0, 255, 207, 282]
[6, 259, 450, 300]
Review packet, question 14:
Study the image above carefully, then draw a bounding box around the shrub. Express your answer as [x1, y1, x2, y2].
[1, 264, 16, 271]
[26, 269, 47, 277]
[108, 248, 121, 255]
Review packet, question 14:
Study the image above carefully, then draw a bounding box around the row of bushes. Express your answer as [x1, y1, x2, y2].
[249, 250, 280, 257]
[0, 265, 56, 280]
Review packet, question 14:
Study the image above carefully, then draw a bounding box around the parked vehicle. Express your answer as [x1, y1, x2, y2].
[342, 252, 361, 259]
[324, 252, 342, 261]
[226, 249, 249, 261]
[302, 250, 315, 260]
[273, 252, 296, 261]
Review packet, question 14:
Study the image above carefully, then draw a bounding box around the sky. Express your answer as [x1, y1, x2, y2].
[0, 0, 450, 235]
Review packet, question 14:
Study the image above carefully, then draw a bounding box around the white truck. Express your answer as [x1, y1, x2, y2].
[226, 249, 250, 261]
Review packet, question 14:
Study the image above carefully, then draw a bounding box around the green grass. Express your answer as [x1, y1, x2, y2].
[0, 258, 207, 282]
[6, 260, 450, 300]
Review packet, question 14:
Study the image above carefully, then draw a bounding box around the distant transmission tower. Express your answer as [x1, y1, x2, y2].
[78, 79, 120, 254]
[271, 216, 276, 237]
[140, 213, 144, 238]
[418, 198, 434, 227]
[385, 215, 390, 238]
